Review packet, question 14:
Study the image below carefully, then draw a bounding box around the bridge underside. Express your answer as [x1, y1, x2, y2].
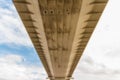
[13, 0, 108, 80]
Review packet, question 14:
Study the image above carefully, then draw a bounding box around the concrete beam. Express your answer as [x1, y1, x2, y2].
[13, 0, 108, 79]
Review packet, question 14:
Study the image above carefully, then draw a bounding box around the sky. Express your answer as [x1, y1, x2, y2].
[0, 0, 120, 80]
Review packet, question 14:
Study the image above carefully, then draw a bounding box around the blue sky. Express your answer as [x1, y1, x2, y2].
[1, 0, 120, 80]
[0, 0, 47, 80]
[0, 0, 42, 66]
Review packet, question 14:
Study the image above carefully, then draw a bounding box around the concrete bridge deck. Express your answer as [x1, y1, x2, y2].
[13, 0, 108, 80]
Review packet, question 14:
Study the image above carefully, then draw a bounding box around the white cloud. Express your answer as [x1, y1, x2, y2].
[73, 56, 120, 80]
[0, 0, 32, 47]
[73, 0, 120, 80]
[0, 54, 47, 80]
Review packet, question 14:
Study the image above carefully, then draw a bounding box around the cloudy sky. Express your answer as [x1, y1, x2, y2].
[0, 0, 120, 80]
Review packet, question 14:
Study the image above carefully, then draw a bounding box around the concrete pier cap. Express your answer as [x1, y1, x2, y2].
[46, 77, 74, 80]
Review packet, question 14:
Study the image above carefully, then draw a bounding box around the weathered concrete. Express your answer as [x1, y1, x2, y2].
[13, 0, 108, 79]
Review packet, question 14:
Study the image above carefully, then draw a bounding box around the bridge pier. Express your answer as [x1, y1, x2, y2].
[46, 77, 74, 80]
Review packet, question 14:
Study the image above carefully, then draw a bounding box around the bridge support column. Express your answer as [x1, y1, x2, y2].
[46, 77, 74, 80]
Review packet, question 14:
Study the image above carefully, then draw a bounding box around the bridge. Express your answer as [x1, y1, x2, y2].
[13, 0, 108, 80]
